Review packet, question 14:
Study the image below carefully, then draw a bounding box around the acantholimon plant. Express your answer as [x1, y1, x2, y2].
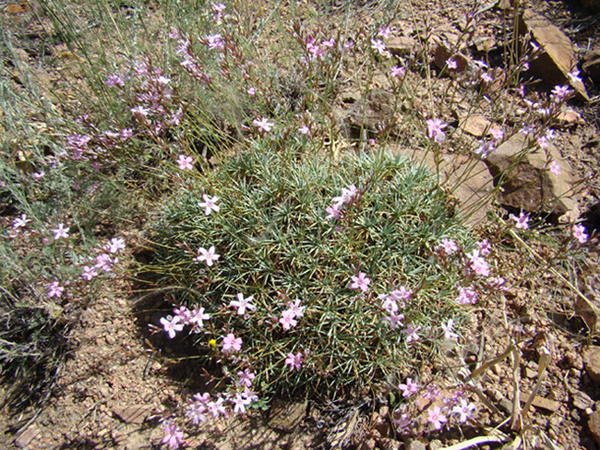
[148, 140, 497, 415]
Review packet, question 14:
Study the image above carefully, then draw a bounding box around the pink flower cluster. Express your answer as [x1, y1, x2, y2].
[435, 238, 504, 306]
[325, 184, 359, 221]
[279, 299, 306, 330]
[392, 384, 477, 434]
[305, 36, 338, 61]
[160, 305, 211, 338]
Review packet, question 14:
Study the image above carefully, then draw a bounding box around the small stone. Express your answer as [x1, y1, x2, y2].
[556, 108, 583, 128]
[15, 425, 41, 448]
[428, 440, 443, 450]
[406, 440, 427, 450]
[112, 405, 153, 424]
[433, 45, 469, 73]
[268, 400, 308, 432]
[573, 391, 594, 410]
[528, 395, 561, 412]
[458, 114, 491, 138]
[584, 347, 600, 383]
[524, 367, 538, 379]
[386, 36, 418, 56]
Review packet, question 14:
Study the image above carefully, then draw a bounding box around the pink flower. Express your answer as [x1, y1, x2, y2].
[452, 398, 476, 423]
[391, 66, 406, 79]
[383, 311, 405, 329]
[12, 214, 30, 230]
[194, 246, 220, 266]
[438, 238, 458, 254]
[230, 293, 256, 315]
[51, 223, 69, 239]
[222, 333, 242, 353]
[371, 38, 387, 55]
[237, 369, 255, 388]
[32, 171, 45, 179]
[510, 212, 530, 230]
[198, 194, 220, 215]
[287, 299, 306, 318]
[231, 392, 252, 414]
[94, 253, 116, 272]
[441, 319, 459, 339]
[573, 224, 588, 244]
[489, 127, 504, 142]
[549, 161, 561, 175]
[427, 406, 447, 430]
[333, 185, 358, 206]
[161, 420, 185, 449]
[467, 250, 489, 277]
[325, 204, 342, 220]
[481, 72, 493, 83]
[426, 118, 448, 143]
[401, 324, 421, 343]
[186, 402, 207, 425]
[398, 378, 419, 397]
[551, 85, 573, 102]
[247, 87, 256, 96]
[279, 309, 298, 330]
[47, 281, 64, 298]
[350, 272, 371, 292]
[378, 25, 391, 39]
[456, 286, 477, 305]
[82, 266, 98, 280]
[253, 117, 274, 133]
[446, 58, 457, 69]
[177, 154, 193, 170]
[205, 33, 224, 50]
[160, 316, 184, 339]
[476, 240, 492, 255]
[298, 125, 311, 136]
[188, 307, 210, 330]
[285, 352, 303, 370]
[106, 237, 125, 253]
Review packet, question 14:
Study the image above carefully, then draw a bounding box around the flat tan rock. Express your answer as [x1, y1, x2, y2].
[459, 114, 491, 137]
[112, 405, 153, 424]
[519, 9, 589, 101]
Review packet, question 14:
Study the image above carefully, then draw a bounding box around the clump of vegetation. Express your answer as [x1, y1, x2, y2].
[149, 142, 501, 400]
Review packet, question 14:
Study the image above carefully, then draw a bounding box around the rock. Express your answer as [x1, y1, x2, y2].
[556, 108, 583, 128]
[474, 36, 497, 53]
[112, 405, 153, 424]
[268, 400, 307, 432]
[459, 114, 491, 137]
[518, 9, 589, 101]
[405, 440, 427, 450]
[428, 440, 443, 450]
[386, 36, 418, 57]
[582, 49, 600, 85]
[484, 132, 577, 218]
[378, 437, 402, 450]
[527, 395, 561, 412]
[15, 425, 41, 448]
[573, 390, 594, 410]
[345, 89, 399, 138]
[433, 45, 469, 74]
[589, 409, 600, 445]
[394, 147, 494, 226]
[583, 347, 600, 383]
